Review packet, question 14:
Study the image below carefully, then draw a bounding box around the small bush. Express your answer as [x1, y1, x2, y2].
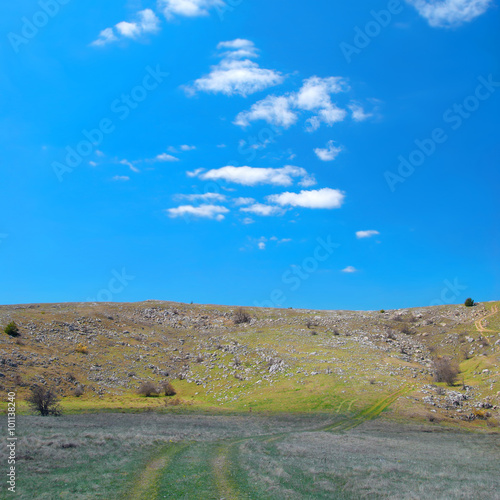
[332, 328, 340, 336]
[75, 343, 88, 354]
[137, 382, 159, 397]
[464, 298, 475, 307]
[311, 330, 318, 336]
[4, 322, 20, 337]
[26, 385, 62, 416]
[380, 310, 385, 313]
[162, 382, 176, 397]
[234, 307, 251, 325]
[433, 357, 459, 386]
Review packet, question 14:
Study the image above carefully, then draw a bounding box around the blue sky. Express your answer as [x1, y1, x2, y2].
[0, 0, 498, 310]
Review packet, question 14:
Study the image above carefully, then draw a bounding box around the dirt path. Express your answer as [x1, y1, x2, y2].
[475, 305, 498, 333]
[129, 444, 187, 500]
[130, 388, 409, 499]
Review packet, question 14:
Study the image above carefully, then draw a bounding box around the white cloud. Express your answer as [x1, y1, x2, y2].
[235, 76, 350, 130]
[242, 217, 254, 224]
[342, 266, 358, 273]
[314, 140, 343, 162]
[186, 40, 284, 97]
[349, 103, 373, 122]
[356, 230, 380, 239]
[89, 161, 98, 167]
[158, 0, 225, 19]
[166, 204, 229, 221]
[120, 159, 140, 173]
[92, 9, 160, 46]
[156, 153, 180, 162]
[258, 241, 266, 250]
[405, 0, 493, 27]
[180, 145, 196, 151]
[92, 28, 117, 47]
[196, 165, 316, 187]
[112, 175, 130, 181]
[187, 168, 204, 178]
[235, 95, 298, 128]
[176, 193, 227, 202]
[267, 188, 345, 209]
[233, 197, 256, 206]
[240, 203, 286, 217]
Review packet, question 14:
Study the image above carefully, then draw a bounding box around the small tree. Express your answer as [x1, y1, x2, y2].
[4, 322, 20, 337]
[234, 307, 251, 325]
[137, 382, 159, 397]
[26, 386, 62, 416]
[464, 298, 475, 307]
[162, 382, 176, 397]
[433, 357, 459, 386]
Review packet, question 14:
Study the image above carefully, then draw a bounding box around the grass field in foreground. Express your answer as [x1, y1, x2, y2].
[2, 412, 499, 500]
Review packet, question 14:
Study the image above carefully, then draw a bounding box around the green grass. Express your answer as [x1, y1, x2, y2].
[5, 412, 499, 499]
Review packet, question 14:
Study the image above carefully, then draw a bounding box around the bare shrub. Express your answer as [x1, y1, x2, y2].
[162, 382, 176, 397]
[26, 385, 62, 416]
[311, 331, 318, 336]
[400, 324, 414, 335]
[234, 307, 251, 325]
[137, 382, 159, 397]
[433, 357, 459, 386]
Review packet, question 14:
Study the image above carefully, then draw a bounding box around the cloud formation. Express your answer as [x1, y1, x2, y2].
[158, 0, 225, 19]
[314, 140, 343, 161]
[195, 165, 316, 187]
[405, 0, 492, 27]
[186, 40, 284, 97]
[235, 76, 350, 130]
[267, 188, 345, 209]
[356, 230, 380, 239]
[166, 204, 229, 221]
[342, 266, 358, 273]
[92, 9, 160, 46]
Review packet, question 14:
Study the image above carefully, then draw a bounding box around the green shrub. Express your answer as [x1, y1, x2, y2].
[4, 322, 20, 337]
[464, 298, 475, 307]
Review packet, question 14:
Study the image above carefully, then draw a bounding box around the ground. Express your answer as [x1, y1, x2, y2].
[0, 300, 499, 498]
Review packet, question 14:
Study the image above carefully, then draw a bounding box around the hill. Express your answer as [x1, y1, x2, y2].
[1, 300, 499, 427]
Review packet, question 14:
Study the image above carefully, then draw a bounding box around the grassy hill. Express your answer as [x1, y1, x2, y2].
[0, 300, 499, 428]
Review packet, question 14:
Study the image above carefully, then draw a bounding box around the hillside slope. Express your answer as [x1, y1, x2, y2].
[0, 301, 499, 427]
